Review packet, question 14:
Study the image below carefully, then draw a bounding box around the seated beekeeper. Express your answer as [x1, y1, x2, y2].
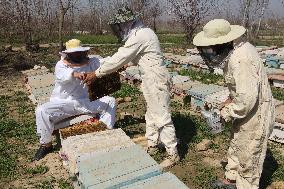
[33, 39, 116, 161]
[193, 19, 275, 189]
[83, 7, 180, 168]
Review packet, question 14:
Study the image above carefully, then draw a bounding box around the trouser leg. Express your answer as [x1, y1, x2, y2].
[79, 96, 117, 129]
[36, 101, 80, 144]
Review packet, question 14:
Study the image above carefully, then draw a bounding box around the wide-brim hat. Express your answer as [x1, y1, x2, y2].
[61, 39, 90, 53]
[193, 19, 246, 47]
[108, 6, 140, 25]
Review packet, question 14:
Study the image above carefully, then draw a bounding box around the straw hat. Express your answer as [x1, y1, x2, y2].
[61, 39, 90, 53]
[193, 19, 246, 47]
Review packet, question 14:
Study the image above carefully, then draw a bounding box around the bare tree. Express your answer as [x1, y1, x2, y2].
[239, 0, 271, 40]
[58, 0, 78, 50]
[167, 0, 217, 43]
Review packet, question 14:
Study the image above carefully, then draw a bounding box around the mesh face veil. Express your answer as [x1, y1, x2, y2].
[65, 51, 89, 64]
[198, 42, 234, 70]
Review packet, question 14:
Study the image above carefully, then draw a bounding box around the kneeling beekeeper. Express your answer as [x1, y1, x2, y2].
[193, 19, 275, 189]
[33, 39, 116, 161]
[83, 7, 180, 168]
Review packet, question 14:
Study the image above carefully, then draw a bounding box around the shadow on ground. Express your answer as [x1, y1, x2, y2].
[260, 149, 279, 189]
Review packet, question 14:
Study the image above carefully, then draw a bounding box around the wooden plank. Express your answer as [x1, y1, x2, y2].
[120, 172, 189, 189]
[77, 145, 161, 189]
[60, 129, 135, 175]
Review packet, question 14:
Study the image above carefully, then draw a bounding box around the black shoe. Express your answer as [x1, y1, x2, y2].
[32, 145, 53, 161]
[211, 179, 237, 189]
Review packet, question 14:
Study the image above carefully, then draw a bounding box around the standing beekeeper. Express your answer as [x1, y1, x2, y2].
[193, 19, 275, 189]
[33, 39, 116, 161]
[84, 7, 179, 168]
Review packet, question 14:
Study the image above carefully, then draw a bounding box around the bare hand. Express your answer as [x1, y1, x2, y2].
[84, 72, 97, 85]
[73, 72, 86, 80]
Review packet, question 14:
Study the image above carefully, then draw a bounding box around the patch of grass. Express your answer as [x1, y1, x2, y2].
[192, 163, 217, 189]
[158, 34, 186, 44]
[112, 83, 141, 99]
[58, 178, 74, 189]
[0, 136, 18, 180]
[272, 87, 284, 101]
[179, 69, 224, 85]
[0, 95, 10, 118]
[26, 165, 49, 175]
[271, 147, 284, 182]
[35, 176, 56, 189]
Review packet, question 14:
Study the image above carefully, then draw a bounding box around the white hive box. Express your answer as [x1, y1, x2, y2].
[204, 89, 230, 109]
[120, 172, 189, 189]
[60, 128, 135, 175]
[269, 122, 284, 144]
[77, 145, 162, 189]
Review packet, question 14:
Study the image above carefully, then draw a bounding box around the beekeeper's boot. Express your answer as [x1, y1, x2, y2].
[145, 146, 159, 156]
[32, 144, 53, 161]
[160, 153, 180, 168]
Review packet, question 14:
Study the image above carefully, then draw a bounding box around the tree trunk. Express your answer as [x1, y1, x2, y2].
[153, 17, 157, 32]
[59, 8, 65, 51]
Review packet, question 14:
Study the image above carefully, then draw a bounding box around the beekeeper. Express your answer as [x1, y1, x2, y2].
[193, 19, 275, 189]
[83, 7, 179, 168]
[33, 39, 116, 161]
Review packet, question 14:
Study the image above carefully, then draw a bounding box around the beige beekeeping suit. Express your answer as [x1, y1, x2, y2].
[95, 27, 178, 155]
[221, 42, 275, 189]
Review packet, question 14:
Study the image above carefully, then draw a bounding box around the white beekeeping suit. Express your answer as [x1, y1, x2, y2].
[193, 19, 275, 189]
[95, 27, 178, 157]
[221, 42, 275, 189]
[36, 57, 116, 144]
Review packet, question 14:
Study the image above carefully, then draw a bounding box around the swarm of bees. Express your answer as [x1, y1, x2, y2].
[88, 72, 121, 101]
[60, 118, 107, 139]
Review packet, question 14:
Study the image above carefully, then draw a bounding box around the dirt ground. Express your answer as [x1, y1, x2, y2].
[0, 49, 284, 189]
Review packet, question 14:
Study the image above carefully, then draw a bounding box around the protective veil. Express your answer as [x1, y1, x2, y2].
[36, 58, 116, 144]
[95, 27, 178, 155]
[221, 42, 275, 189]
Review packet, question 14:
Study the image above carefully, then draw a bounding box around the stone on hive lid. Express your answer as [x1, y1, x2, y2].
[60, 128, 135, 175]
[77, 145, 161, 189]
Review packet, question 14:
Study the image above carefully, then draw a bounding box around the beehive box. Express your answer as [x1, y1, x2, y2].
[77, 145, 161, 189]
[204, 89, 230, 109]
[269, 122, 284, 144]
[188, 84, 226, 111]
[172, 80, 201, 95]
[273, 80, 284, 89]
[60, 129, 135, 175]
[26, 73, 55, 105]
[120, 172, 189, 189]
[59, 118, 106, 139]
